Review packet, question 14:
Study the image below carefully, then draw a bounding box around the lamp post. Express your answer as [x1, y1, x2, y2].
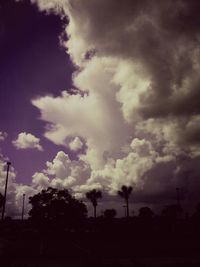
[1, 161, 11, 220]
[21, 194, 25, 220]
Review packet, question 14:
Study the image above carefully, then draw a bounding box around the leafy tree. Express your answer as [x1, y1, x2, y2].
[86, 189, 102, 218]
[104, 209, 117, 219]
[29, 187, 87, 227]
[139, 206, 154, 220]
[118, 185, 133, 218]
[0, 192, 4, 209]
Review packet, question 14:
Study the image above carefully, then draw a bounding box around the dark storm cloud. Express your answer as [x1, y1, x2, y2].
[32, 0, 200, 116]
[64, 0, 200, 122]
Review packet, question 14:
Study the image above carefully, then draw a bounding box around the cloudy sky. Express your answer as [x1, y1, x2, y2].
[1, 0, 200, 217]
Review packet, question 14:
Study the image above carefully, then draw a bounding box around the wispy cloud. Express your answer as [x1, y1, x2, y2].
[69, 137, 83, 152]
[0, 132, 7, 141]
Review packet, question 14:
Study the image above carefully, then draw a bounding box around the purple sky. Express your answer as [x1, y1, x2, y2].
[0, 0, 74, 184]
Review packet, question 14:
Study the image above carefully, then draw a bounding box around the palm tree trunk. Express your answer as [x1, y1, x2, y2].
[94, 205, 97, 219]
[126, 198, 129, 218]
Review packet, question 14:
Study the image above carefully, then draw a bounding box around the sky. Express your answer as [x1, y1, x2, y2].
[1, 0, 200, 217]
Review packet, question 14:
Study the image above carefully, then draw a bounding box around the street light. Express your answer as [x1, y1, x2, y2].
[1, 161, 11, 220]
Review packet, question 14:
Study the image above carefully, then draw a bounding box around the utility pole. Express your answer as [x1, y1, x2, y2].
[176, 187, 181, 207]
[21, 194, 25, 220]
[1, 161, 11, 220]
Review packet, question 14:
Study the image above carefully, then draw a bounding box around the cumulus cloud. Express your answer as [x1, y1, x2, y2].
[27, 150, 90, 195]
[32, 172, 50, 189]
[24, 0, 200, 209]
[12, 132, 43, 151]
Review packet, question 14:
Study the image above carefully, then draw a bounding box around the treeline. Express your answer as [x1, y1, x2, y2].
[1, 187, 200, 266]
[1, 186, 200, 236]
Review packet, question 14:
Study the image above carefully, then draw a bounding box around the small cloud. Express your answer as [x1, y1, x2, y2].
[12, 132, 43, 151]
[69, 137, 83, 152]
[0, 132, 7, 141]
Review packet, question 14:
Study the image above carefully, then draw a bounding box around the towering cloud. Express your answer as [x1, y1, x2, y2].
[26, 0, 200, 208]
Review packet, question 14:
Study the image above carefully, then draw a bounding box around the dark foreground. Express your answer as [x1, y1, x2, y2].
[1, 218, 200, 267]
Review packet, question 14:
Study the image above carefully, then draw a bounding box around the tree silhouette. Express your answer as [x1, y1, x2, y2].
[29, 187, 87, 227]
[0, 192, 4, 209]
[139, 206, 154, 220]
[104, 209, 117, 219]
[86, 189, 102, 218]
[118, 185, 133, 218]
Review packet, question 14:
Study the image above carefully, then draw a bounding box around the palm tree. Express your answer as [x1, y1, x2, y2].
[0, 193, 4, 209]
[118, 185, 133, 218]
[86, 189, 102, 218]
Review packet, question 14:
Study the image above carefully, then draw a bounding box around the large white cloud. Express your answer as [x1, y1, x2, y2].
[32, 57, 132, 169]
[12, 132, 43, 151]
[20, 0, 200, 209]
